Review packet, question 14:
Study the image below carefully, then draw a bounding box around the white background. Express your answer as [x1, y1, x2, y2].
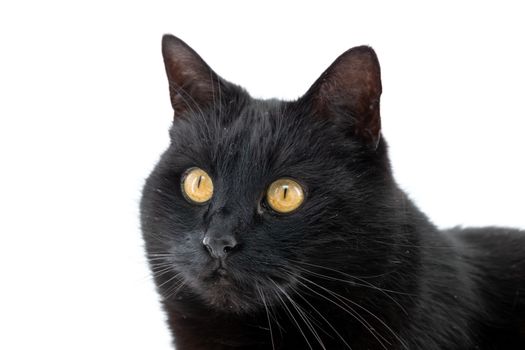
[0, 1, 524, 349]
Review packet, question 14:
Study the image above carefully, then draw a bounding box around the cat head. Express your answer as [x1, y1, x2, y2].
[141, 35, 396, 314]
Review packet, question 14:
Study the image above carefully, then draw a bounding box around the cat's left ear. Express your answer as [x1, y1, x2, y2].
[162, 34, 225, 117]
[302, 46, 382, 148]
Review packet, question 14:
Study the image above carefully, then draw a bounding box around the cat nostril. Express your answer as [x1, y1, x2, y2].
[202, 235, 238, 259]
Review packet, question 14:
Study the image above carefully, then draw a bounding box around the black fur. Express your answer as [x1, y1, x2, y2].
[140, 34, 525, 349]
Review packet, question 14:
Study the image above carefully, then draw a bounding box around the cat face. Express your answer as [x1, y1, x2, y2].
[141, 35, 394, 314]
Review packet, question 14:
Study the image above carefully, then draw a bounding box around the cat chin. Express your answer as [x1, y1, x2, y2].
[193, 278, 259, 314]
[177, 258, 298, 314]
[185, 272, 273, 314]
[205, 291, 258, 314]
[197, 276, 296, 315]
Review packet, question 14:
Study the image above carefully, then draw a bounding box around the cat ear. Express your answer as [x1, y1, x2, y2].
[162, 34, 222, 116]
[303, 46, 382, 148]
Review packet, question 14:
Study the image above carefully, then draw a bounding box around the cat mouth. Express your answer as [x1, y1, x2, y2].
[201, 278, 251, 312]
[199, 260, 236, 288]
[195, 264, 260, 313]
[214, 261, 229, 275]
[207, 267, 232, 285]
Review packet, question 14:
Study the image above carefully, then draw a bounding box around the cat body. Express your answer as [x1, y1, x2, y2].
[140, 35, 525, 349]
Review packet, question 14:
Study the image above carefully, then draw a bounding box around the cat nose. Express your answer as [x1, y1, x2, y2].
[202, 234, 238, 259]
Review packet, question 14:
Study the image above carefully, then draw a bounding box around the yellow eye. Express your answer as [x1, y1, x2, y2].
[181, 167, 214, 204]
[266, 178, 305, 213]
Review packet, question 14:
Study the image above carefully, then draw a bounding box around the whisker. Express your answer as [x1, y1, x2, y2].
[156, 271, 183, 290]
[292, 263, 409, 315]
[290, 259, 413, 294]
[293, 276, 389, 350]
[290, 283, 353, 350]
[258, 258, 411, 317]
[273, 281, 327, 350]
[256, 285, 276, 350]
[270, 279, 314, 350]
[163, 279, 186, 300]
[146, 253, 174, 257]
[271, 263, 389, 348]
[147, 256, 173, 261]
[150, 266, 175, 279]
[298, 274, 409, 349]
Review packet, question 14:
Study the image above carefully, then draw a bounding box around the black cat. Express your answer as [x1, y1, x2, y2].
[140, 34, 525, 349]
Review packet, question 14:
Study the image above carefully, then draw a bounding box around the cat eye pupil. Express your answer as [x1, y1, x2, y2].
[197, 176, 203, 188]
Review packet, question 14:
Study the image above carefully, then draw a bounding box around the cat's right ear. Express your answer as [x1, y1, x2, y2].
[300, 46, 382, 149]
[162, 34, 223, 117]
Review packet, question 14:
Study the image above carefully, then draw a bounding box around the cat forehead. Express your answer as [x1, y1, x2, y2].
[173, 98, 301, 146]
[171, 99, 326, 170]
[212, 100, 301, 166]
[228, 98, 286, 126]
